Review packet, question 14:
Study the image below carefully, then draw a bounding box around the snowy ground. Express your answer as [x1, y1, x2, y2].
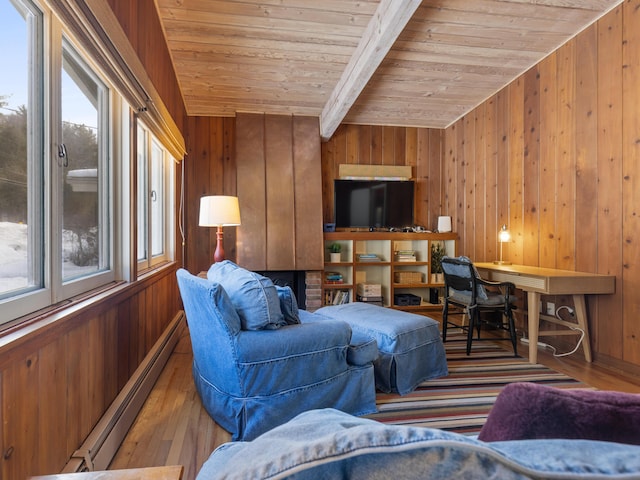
[0, 221, 96, 294]
[0, 222, 29, 292]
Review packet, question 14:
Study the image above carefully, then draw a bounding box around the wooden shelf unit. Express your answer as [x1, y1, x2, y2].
[323, 231, 457, 310]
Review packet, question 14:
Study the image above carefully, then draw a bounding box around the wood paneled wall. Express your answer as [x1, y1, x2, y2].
[106, 0, 187, 134]
[182, 114, 326, 274]
[319, 2, 640, 373]
[321, 124, 445, 231]
[0, 267, 180, 479]
[443, 1, 640, 371]
[183, 116, 237, 274]
[235, 113, 324, 272]
[0, 2, 188, 478]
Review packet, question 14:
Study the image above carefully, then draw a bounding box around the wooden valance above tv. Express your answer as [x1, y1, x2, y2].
[338, 164, 412, 180]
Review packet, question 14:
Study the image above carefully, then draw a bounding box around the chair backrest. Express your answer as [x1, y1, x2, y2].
[176, 269, 242, 391]
[441, 256, 488, 302]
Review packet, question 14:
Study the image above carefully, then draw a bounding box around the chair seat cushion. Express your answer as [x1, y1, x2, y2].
[315, 303, 448, 395]
[208, 260, 285, 330]
[449, 290, 516, 306]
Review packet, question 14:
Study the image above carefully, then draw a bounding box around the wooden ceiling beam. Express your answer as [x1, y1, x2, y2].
[319, 0, 422, 141]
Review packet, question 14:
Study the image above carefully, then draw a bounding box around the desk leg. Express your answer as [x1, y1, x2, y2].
[527, 291, 541, 364]
[572, 294, 593, 362]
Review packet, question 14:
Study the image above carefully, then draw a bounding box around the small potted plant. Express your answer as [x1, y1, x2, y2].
[328, 242, 342, 263]
[430, 241, 445, 283]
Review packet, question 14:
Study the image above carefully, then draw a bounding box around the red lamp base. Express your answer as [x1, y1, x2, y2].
[214, 226, 225, 263]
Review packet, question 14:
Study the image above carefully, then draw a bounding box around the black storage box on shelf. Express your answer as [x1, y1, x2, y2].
[394, 293, 421, 306]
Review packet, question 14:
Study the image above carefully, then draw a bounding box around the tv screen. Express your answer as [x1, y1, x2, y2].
[334, 179, 414, 229]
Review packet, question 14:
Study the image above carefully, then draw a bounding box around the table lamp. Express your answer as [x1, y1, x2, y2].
[494, 224, 511, 265]
[199, 195, 241, 263]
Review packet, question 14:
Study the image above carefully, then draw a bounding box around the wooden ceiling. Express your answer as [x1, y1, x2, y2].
[155, 0, 621, 139]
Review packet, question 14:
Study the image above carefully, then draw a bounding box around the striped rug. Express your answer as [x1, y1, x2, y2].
[366, 333, 589, 436]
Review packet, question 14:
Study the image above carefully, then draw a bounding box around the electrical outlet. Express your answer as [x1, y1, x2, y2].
[546, 302, 555, 316]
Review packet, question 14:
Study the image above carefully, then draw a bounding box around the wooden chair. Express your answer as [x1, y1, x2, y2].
[441, 256, 518, 356]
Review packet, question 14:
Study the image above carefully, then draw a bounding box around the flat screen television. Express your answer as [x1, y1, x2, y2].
[334, 179, 414, 229]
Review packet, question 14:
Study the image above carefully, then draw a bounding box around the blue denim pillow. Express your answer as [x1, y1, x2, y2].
[208, 260, 285, 330]
[275, 285, 300, 325]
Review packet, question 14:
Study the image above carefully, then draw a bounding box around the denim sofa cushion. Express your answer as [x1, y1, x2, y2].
[299, 309, 378, 366]
[208, 260, 285, 330]
[315, 303, 448, 395]
[196, 408, 640, 480]
[275, 285, 300, 325]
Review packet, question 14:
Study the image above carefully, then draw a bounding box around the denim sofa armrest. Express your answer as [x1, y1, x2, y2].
[197, 408, 640, 480]
[235, 319, 352, 362]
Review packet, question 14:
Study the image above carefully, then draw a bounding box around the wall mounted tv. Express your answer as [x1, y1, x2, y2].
[334, 179, 415, 229]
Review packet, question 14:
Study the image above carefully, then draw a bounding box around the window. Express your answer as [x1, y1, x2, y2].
[0, 0, 47, 316]
[137, 121, 173, 270]
[0, 0, 114, 323]
[0, 0, 178, 325]
[59, 40, 110, 287]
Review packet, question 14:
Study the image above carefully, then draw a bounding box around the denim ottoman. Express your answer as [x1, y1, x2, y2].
[315, 303, 448, 395]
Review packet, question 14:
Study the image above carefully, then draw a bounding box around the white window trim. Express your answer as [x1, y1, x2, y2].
[136, 121, 175, 271]
[1, 0, 178, 325]
[55, 35, 115, 300]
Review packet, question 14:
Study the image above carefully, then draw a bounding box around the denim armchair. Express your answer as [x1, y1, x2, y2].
[176, 268, 377, 441]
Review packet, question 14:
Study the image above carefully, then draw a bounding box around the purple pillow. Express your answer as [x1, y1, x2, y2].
[478, 382, 640, 445]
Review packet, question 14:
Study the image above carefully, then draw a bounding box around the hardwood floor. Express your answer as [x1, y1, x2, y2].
[109, 317, 640, 480]
[109, 330, 229, 480]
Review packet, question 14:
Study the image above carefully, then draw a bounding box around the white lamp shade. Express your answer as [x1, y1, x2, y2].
[437, 216, 452, 233]
[199, 195, 241, 227]
[498, 225, 511, 243]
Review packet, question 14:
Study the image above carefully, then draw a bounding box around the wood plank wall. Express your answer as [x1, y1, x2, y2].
[444, 1, 639, 371]
[106, 0, 187, 135]
[183, 116, 237, 274]
[319, 2, 640, 373]
[321, 125, 445, 231]
[235, 113, 324, 272]
[0, 268, 181, 479]
[0, 2, 188, 478]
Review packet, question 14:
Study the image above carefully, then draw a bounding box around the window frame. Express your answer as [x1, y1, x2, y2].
[53, 34, 114, 300]
[136, 119, 174, 272]
[0, 0, 178, 326]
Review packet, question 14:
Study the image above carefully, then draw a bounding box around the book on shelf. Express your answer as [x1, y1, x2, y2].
[357, 253, 381, 262]
[395, 250, 417, 262]
[325, 272, 343, 283]
[331, 290, 350, 305]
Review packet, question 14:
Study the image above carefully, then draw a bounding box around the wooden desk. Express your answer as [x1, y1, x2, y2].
[474, 263, 615, 364]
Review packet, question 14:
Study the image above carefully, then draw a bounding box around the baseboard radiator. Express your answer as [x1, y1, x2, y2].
[63, 311, 186, 473]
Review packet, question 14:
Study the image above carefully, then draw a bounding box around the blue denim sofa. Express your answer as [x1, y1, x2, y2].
[176, 266, 378, 441]
[196, 408, 640, 479]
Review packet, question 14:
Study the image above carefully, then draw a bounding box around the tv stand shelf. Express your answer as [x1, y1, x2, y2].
[323, 232, 457, 311]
